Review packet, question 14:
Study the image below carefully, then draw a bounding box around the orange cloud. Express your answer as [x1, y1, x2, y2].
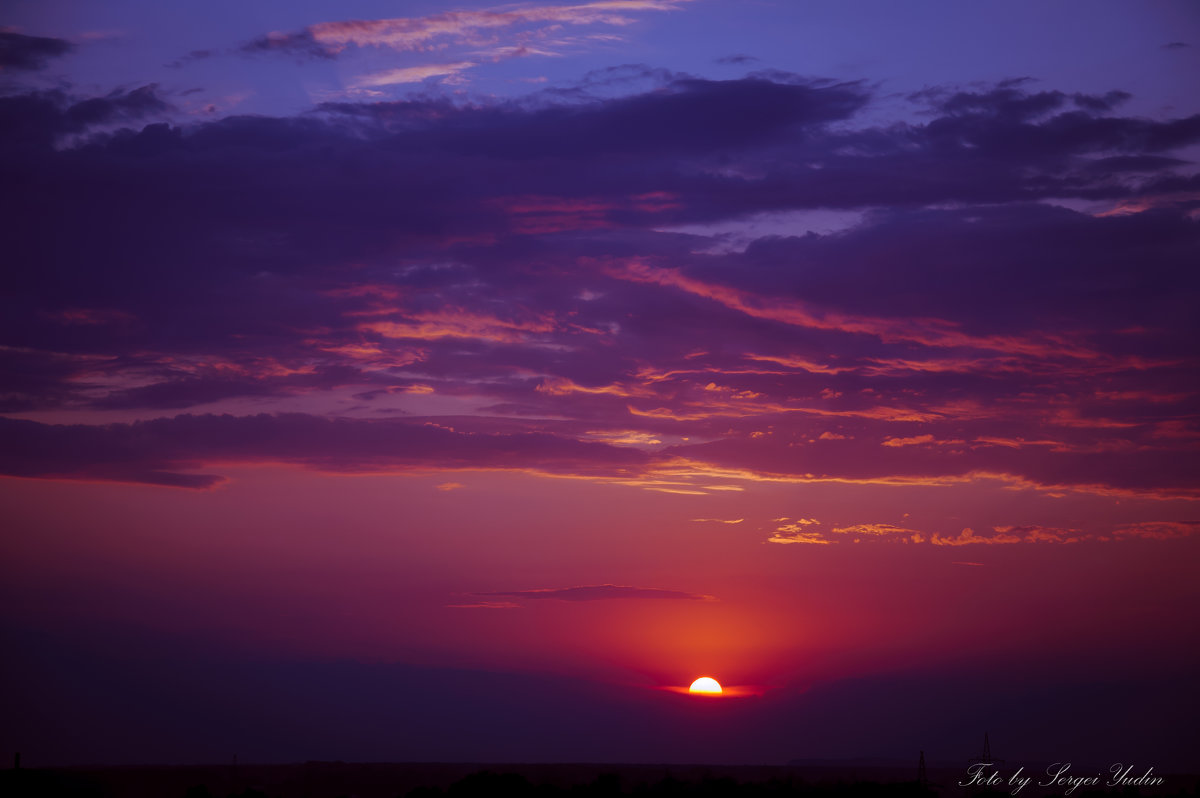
[930, 525, 1086, 545]
[625, 395, 937, 423]
[584, 430, 663, 445]
[743, 353, 854, 374]
[831, 523, 921, 537]
[859, 355, 1029, 376]
[768, 520, 1125, 547]
[639, 460, 1200, 501]
[767, 518, 828, 544]
[972, 436, 1062, 449]
[361, 308, 556, 343]
[308, 341, 426, 370]
[767, 530, 830, 545]
[538, 377, 653, 398]
[881, 434, 935, 448]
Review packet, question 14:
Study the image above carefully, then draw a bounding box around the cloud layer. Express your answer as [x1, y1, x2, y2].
[1, 70, 1197, 510]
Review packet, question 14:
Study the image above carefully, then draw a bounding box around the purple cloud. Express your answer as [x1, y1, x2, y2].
[0, 30, 72, 71]
[0, 77, 1196, 503]
[0, 413, 654, 489]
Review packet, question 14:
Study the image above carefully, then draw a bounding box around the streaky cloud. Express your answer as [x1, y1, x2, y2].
[478, 584, 713, 601]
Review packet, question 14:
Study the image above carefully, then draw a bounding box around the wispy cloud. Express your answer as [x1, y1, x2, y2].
[767, 518, 827, 544]
[881, 434, 936, 448]
[446, 600, 521, 609]
[832, 523, 923, 538]
[478, 584, 713, 601]
[767, 530, 830, 545]
[351, 62, 477, 87]
[931, 526, 1087, 545]
[766, 519, 1197, 547]
[1112, 520, 1200, 540]
[243, 0, 693, 61]
[611, 261, 1105, 360]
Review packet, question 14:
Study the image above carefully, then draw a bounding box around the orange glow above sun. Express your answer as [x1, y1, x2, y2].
[688, 676, 723, 694]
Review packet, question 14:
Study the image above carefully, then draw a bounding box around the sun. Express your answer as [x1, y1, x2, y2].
[688, 676, 722, 695]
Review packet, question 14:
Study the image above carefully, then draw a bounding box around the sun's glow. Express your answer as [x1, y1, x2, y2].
[688, 676, 723, 694]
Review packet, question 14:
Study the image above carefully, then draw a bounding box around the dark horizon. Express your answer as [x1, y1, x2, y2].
[2, 759, 1193, 798]
[5, 622, 1197, 770]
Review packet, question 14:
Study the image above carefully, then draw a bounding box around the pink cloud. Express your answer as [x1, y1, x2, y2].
[351, 61, 476, 87]
[299, 1, 693, 56]
[609, 260, 1105, 359]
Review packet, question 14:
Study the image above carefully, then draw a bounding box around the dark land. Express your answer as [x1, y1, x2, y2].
[1, 761, 1196, 798]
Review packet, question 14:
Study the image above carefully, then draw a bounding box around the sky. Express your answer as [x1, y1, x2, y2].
[2, 0, 1199, 771]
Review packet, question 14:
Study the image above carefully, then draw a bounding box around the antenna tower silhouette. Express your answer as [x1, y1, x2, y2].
[969, 732, 1003, 766]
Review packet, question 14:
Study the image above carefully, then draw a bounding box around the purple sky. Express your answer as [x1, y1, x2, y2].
[2, 0, 1199, 771]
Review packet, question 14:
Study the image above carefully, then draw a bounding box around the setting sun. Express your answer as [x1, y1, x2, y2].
[688, 677, 723, 695]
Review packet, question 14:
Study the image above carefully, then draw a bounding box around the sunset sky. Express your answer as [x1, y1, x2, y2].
[2, 0, 1199, 770]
